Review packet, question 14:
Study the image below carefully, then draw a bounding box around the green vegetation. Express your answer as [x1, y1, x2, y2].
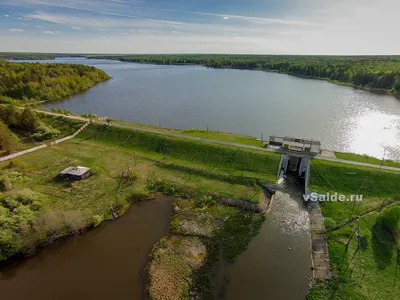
[111, 119, 263, 147]
[335, 152, 400, 168]
[0, 61, 110, 102]
[0, 121, 19, 155]
[0, 105, 84, 155]
[0, 123, 279, 262]
[148, 197, 265, 299]
[80, 124, 280, 184]
[89, 54, 400, 94]
[308, 159, 400, 299]
[309, 159, 400, 198]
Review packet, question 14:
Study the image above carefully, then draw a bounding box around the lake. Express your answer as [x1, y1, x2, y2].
[38, 58, 400, 160]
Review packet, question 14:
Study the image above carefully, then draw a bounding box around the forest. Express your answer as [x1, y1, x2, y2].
[89, 54, 400, 93]
[0, 61, 110, 102]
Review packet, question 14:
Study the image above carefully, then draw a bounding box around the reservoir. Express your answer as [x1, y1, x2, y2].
[37, 57, 400, 161]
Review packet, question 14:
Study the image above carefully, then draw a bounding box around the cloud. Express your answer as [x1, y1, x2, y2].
[4, 14, 10, 18]
[223, 16, 229, 20]
[172, 31, 177, 34]
[72, 26, 81, 30]
[36, 25, 44, 28]
[25, 11, 184, 28]
[43, 30, 59, 34]
[9, 28, 24, 32]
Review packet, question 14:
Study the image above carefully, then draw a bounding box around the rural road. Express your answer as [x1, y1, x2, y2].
[5, 109, 399, 173]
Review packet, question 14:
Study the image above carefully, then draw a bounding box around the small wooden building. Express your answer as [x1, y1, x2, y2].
[59, 166, 91, 180]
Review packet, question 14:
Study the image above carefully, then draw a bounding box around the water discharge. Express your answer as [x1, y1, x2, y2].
[226, 177, 312, 300]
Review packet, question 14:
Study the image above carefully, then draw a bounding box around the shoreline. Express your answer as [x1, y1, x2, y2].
[5, 56, 400, 99]
[90, 58, 400, 99]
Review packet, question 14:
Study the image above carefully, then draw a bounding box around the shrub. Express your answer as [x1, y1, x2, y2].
[127, 188, 150, 203]
[0, 175, 12, 192]
[14, 188, 39, 205]
[194, 195, 216, 208]
[1, 197, 20, 211]
[324, 217, 337, 231]
[32, 124, 60, 141]
[92, 215, 104, 227]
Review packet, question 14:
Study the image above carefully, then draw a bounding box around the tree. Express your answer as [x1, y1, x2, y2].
[0, 120, 19, 154]
[20, 107, 39, 132]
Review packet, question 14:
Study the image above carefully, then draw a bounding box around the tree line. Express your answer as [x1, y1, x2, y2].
[89, 54, 400, 93]
[0, 61, 110, 102]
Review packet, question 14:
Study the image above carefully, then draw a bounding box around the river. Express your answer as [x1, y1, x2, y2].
[35, 57, 400, 161]
[226, 177, 312, 300]
[0, 197, 173, 300]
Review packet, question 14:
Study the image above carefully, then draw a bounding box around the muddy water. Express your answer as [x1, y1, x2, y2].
[0, 197, 173, 300]
[226, 178, 312, 300]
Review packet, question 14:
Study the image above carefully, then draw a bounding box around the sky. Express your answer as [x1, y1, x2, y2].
[0, 0, 398, 54]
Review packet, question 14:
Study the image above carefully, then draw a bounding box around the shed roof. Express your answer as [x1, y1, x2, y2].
[60, 166, 90, 176]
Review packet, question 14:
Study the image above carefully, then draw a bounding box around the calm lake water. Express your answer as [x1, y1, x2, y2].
[37, 57, 400, 160]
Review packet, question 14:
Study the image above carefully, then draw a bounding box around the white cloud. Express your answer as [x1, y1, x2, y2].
[25, 11, 184, 28]
[9, 28, 24, 32]
[36, 25, 44, 28]
[2, 0, 400, 54]
[4, 14, 10, 18]
[43, 30, 56, 34]
[72, 26, 81, 30]
[172, 31, 177, 34]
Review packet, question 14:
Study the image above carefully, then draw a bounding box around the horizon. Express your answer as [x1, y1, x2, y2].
[0, 0, 399, 54]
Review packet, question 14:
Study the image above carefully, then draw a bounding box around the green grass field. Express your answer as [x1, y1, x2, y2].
[309, 159, 400, 198]
[335, 152, 400, 169]
[308, 159, 400, 300]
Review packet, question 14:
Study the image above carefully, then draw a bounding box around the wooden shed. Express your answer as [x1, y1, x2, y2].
[59, 166, 91, 180]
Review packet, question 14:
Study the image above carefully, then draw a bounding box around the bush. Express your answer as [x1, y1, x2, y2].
[92, 215, 104, 227]
[1, 197, 20, 211]
[324, 217, 337, 231]
[0, 175, 12, 192]
[127, 188, 150, 203]
[32, 124, 60, 141]
[14, 188, 40, 205]
[194, 195, 216, 208]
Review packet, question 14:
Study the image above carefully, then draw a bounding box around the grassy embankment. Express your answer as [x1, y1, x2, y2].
[335, 152, 400, 169]
[308, 159, 400, 299]
[88, 118, 263, 147]
[0, 123, 280, 298]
